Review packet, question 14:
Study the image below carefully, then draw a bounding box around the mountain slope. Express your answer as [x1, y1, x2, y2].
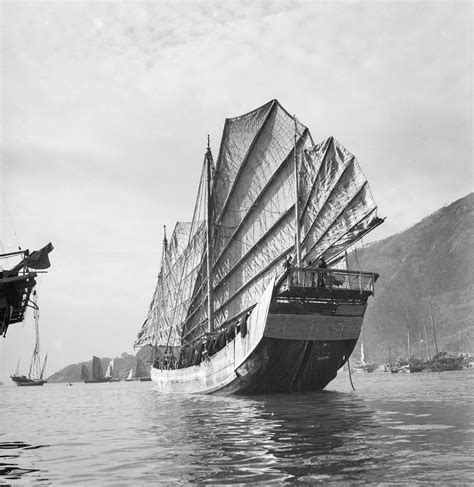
[350, 193, 474, 363]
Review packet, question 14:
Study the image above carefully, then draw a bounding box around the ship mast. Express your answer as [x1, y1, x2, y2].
[29, 290, 41, 379]
[293, 116, 302, 266]
[206, 135, 214, 333]
[163, 225, 168, 252]
[423, 318, 432, 361]
[405, 306, 412, 359]
[429, 299, 439, 355]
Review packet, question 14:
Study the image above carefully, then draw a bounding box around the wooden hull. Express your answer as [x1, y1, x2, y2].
[151, 277, 367, 395]
[11, 376, 46, 386]
[16, 381, 46, 386]
[84, 378, 111, 383]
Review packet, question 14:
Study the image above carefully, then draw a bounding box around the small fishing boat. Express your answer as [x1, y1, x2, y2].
[352, 340, 377, 373]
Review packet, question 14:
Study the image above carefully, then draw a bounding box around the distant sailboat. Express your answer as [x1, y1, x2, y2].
[105, 358, 121, 382]
[124, 358, 151, 381]
[401, 307, 422, 373]
[424, 300, 463, 372]
[11, 291, 48, 386]
[352, 334, 376, 373]
[84, 356, 111, 383]
[105, 360, 113, 379]
[80, 364, 90, 381]
[135, 358, 151, 381]
[125, 368, 134, 382]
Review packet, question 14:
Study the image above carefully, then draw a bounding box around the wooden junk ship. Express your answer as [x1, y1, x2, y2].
[135, 100, 383, 394]
[1, 243, 53, 338]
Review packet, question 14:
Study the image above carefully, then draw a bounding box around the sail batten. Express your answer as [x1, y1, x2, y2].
[213, 243, 294, 325]
[304, 180, 370, 257]
[212, 208, 295, 312]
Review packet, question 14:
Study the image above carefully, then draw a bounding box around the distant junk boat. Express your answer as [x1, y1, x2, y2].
[105, 359, 121, 382]
[83, 356, 111, 383]
[125, 358, 151, 381]
[80, 364, 90, 381]
[135, 358, 151, 381]
[135, 99, 383, 394]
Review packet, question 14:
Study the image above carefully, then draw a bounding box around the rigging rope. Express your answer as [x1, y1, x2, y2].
[347, 358, 356, 391]
[1, 190, 22, 250]
[353, 246, 362, 272]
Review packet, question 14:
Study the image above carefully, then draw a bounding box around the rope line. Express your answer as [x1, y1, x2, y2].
[1, 190, 22, 250]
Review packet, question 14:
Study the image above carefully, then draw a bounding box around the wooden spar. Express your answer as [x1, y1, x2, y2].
[423, 318, 432, 361]
[163, 225, 168, 251]
[406, 306, 411, 359]
[206, 135, 214, 333]
[419, 330, 423, 361]
[293, 115, 302, 266]
[429, 299, 439, 355]
[40, 353, 48, 380]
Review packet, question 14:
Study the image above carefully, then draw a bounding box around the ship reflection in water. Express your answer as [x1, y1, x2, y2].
[151, 391, 379, 484]
[1, 371, 473, 484]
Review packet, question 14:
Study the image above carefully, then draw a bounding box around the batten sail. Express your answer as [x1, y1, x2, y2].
[80, 364, 90, 381]
[299, 136, 383, 264]
[210, 100, 311, 329]
[91, 356, 104, 380]
[136, 100, 382, 352]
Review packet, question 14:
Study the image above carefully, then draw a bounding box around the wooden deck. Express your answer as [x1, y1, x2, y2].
[279, 266, 377, 301]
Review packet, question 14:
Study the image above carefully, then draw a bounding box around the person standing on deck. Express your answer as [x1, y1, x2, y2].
[317, 257, 327, 287]
[283, 255, 294, 286]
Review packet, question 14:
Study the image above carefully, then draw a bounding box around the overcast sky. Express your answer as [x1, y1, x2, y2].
[0, 1, 472, 381]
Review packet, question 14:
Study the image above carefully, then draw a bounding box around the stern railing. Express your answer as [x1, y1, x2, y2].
[286, 266, 378, 294]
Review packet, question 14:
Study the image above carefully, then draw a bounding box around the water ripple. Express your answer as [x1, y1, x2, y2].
[0, 370, 473, 484]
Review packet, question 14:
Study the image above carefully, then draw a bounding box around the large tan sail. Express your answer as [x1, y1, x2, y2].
[136, 100, 382, 351]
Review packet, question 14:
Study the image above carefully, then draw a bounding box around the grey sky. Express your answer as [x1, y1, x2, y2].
[1, 1, 472, 380]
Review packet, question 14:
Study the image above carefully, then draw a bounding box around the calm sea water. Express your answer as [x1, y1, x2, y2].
[1, 369, 473, 485]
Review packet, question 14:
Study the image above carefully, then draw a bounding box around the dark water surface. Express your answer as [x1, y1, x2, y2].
[1, 370, 473, 485]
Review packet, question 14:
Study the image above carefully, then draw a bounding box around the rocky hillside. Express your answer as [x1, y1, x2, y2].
[47, 346, 153, 383]
[350, 193, 474, 364]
